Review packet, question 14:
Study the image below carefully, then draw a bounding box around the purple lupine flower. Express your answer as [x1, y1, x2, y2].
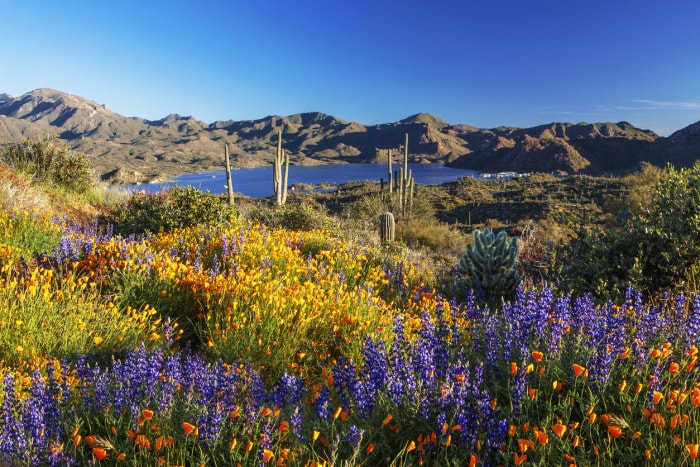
[315, 386, 330, 421]
[290, 407, 304, 441]
[0, 374, 28, 461]
[346, 424, 364, 449]
[687, 295, 700, 347]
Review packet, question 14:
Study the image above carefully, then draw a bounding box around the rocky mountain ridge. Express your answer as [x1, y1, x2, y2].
[1, 89, 699, 184]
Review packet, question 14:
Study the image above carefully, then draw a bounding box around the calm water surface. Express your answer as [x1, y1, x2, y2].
[132, 164, 482, 199]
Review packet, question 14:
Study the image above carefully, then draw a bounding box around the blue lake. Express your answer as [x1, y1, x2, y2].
[133, 164, 482, 199]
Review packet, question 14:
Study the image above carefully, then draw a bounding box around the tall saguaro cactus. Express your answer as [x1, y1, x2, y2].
[224, 143, 234, 206]
[399, 133, 415, 216]
[387, 149, 393, 194]
[459, 227, 521, 299]
[273, 130, 289, 206]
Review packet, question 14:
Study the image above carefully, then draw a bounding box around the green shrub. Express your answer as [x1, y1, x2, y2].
[0, 135, 93, 194]
[561, 161, 700, 300]
[249, 200, 340, 234]
[103, 186, 237, 236]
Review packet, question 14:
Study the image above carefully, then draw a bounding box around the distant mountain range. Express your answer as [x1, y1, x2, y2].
[1, 88, 699, 184]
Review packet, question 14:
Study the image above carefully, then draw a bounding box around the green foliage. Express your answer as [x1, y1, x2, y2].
[561, 161, 700, 300]
[249, 200, 340, 233]
[458, 227, 521, 301]
[103, 186, 237, 236]
[0, 135, 93, 194]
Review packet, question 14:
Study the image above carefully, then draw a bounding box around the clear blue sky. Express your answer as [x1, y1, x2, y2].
[2, 0, 700, 136]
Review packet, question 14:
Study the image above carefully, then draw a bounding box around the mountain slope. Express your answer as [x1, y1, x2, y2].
[1, 88, 697, 184]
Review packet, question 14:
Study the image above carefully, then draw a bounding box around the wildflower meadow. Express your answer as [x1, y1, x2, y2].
[1, 206, 699, 467]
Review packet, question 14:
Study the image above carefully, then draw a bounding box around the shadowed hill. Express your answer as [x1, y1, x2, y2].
[1, 88, 697, 183]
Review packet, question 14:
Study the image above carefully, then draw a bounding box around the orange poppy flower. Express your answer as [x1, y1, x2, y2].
[551, 421, 567, 438]
[182, 422, 197, 436]
[92, 448, 108, 460]
[406, 440, 416, 452]
[608, 425, 624, 438]
[513, 452, 527, 465]
[367, 443, 375, 453]
[142, 409, 154, 421]
[572, 364, 587, 377]
[652, 391, 664, 404]
[531, 350, 544, 362]
[668, 362, 680, 374]
[687, 444, 699, 459]
[517, 438, 535, 453]
[262, 449, 274, 462]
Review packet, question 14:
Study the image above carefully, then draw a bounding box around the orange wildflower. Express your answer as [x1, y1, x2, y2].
[406, 440, 416, 452]
[469, 454, 478, 467]
[382, 414, 393, 427]
[535, 430, 549, 445]
[245, 441, 254, 452]
[687, 444, 699, 459]
[551, 421, 567, 438]
[517, 438, 535, 453]
[511, 362, 518, 375]
[652, 391, 664, 404]
[668, 362, 680, 374]
[513, 452, 527, 465]
[182, 422, 197, 436]
[262, 449, 274, 462]
[608, 425, 624, 438]
[115, 452, 126, 461]
[92, 448, 108, 460]
[141, 409, 154, 421]
[572, 363, 587, 377]
[366, 443, 375, 453]
[531, 350, 544, 362]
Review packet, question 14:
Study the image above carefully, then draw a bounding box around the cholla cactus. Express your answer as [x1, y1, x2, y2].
[459, 227, 521, 299]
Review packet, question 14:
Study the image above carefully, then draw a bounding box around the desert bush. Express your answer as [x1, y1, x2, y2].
[249, 199, 340, 234]
[103, 185, 237, 236]
[561, 161, 700, 300]
[0, 135, 93, 194]
[396, 217, 466, 264]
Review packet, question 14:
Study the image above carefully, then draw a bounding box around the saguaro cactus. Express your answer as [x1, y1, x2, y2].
[387, 149, 393, 194]
[273, 130, 289, 206]
[399, 133, 415, 215]
[459, 227, 521, 298]
[378, 212, 395, 243]
[224, 143, 234, 206]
